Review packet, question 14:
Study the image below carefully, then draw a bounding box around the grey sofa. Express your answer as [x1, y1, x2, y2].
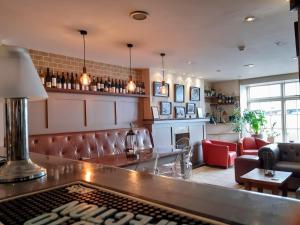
[258, 143, 300, 190]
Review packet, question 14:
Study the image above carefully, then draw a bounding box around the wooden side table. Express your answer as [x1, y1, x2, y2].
[241, 168, 292, 197]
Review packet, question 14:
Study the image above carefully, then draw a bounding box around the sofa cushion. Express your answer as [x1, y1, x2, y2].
[29, 128, 153, 160]
[243, 137, 257, 150]
[242, 150, 258, 156]
[274, 161, 300, 174]
[278, 143, 300, 162]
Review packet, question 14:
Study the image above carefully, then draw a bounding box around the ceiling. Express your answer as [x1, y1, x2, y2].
[0, 0, 298, 80]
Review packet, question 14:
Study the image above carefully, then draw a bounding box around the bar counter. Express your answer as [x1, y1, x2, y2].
[0, 153, 300, 225]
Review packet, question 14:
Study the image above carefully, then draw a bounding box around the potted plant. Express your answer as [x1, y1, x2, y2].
[266, 122, 279, 143]
[242, 110, 267, 138]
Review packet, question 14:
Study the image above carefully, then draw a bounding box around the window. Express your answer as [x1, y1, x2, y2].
[247, 81, 300, 142]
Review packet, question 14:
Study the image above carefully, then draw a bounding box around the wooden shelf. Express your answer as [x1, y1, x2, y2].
[45, 87, 150, 98]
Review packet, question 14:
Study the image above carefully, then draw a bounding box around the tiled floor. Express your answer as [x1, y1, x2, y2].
[190, 166, 297, 199]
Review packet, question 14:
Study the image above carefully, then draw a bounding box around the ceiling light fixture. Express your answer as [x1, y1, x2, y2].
[187, 61, 193, 65]
[244, 16, 256, 22]
[160, 53, 167, 95]
[126, 43, 136, 93]
[244, 64, 254, 68]
[130, 11, 149, 20]
[79, 29, 91, 86]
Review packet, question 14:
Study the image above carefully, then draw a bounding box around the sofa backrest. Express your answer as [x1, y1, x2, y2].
[278, 143, 300, 162]
[29, 128, 153, 160]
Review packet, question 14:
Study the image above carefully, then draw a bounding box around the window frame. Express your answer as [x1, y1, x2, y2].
[246, 80, 300, 142]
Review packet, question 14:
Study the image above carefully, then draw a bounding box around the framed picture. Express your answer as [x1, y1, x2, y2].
[186, 103, 196, 114]
[190, 87, 200, 101]
[174, 84, 185, 103]
[160, 102, 172, 115]
[151, 106, 159, 119]
[197, 107, 204, 118]
[175, 106, 186, 119]
[153, 81, 169, 97]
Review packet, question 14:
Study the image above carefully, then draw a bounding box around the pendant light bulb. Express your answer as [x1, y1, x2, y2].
[160, 53, 167, 94]
[126, 44, 136, 93]
[79, 30, 91, 86]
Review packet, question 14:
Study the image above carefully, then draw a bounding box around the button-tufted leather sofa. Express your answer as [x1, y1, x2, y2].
[29, 128, 153, 161]
[258, 143, 300, 190]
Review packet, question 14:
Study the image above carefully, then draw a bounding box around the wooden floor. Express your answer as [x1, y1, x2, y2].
[190, 166, 297, 199]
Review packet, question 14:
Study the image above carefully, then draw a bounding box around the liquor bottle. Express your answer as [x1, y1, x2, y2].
[96, 77, 101, 91]
[66, 73, 71, 90]
[71, 73, 75, 89]
[61, 72, 66, 89]
[39, 68, 45, 85]
[104, 78, 108, 92]
[91, 76, 97, 92]
[45, 68, 52, 88]
[57, 73, 62, 89]
[100, 77, 104, 92]
[118, 79, 122, 94]
[86, 75, 92, 91]
[107, 77, 111, 93]
[122, 81, 126, 94]
[75, 74, 80, 90]
[141, 82, 145, 94]
[111, 79, 115, 93]
[51, 70, 57, 88]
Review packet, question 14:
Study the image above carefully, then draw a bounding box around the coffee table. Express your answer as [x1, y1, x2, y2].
[241, 168, 292, 197]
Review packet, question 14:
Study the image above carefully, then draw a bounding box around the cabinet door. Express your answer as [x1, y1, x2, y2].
[152, 125, 173, 153]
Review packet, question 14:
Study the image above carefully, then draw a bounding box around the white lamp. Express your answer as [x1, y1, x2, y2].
[0, 45, 48, 182]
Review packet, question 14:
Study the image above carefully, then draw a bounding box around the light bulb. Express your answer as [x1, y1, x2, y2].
[161, 85, 167, 95]
[80, 73, 91, 86]
[127, 80, 136, 92]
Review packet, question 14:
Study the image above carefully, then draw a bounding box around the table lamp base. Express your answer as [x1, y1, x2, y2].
[0, 159, 46, 183]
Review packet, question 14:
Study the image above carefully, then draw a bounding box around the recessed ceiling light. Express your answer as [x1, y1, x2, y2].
[292, 56, 298, 60]
[244, 64, 254, 68]
[244, 16, 256, 22]
[187, 61, 193, 65]
[216, 69, 221, 72]
[130, 11, 149, 20]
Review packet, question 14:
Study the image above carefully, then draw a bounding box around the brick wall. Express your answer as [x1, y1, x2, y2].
[29, 49, 137, 79]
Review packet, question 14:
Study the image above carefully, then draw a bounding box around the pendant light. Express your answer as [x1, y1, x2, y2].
[160, 53, 167, 95]
[79, 29, 91, 86]
[127, 43, 136, 93]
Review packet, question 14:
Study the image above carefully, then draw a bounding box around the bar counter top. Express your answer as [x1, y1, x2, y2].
[0, 153, 300, 225]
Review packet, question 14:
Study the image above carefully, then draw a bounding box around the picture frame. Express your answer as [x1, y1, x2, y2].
[197, 107, 204, 118]
[175, 106, 186, 119]
[186, 103, 196, 114]
[174, 84, 185, 103]
[190, 86, 200, 101]
[153, 81, 169, 97]
[151, 106, 159, 119]
[160, 101, 172, 115]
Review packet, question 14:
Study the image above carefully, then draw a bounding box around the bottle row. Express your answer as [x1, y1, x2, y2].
[39, 68, 146, 95]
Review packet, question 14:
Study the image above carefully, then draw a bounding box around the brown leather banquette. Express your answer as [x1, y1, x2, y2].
[29, 128, 153, 160]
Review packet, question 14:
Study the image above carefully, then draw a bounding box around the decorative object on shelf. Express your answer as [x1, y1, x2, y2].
[174, 84, 185, 102]
[151, 106, 160, 119]
[0, 45, 48, 182]
[190, 86, 200, 101]
[175, 106, 186, 119]
[231, 107, 243, 133]
[160, 101, 172, 115]
[186, 103, 196, 114]
[125, 123, 137, 159]
[78, 30, 91, 86]
[126, 43, 136, 93]
[197, 107, 204, 118]
[216, 105, 224, 123]
[160, 53, 168, 95]
[153, 81, 169, 97]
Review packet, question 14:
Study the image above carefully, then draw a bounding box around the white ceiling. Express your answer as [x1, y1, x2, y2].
[0, 0, 298, 80]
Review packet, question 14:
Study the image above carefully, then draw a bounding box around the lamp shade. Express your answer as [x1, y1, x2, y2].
[0, 45, 48, 100]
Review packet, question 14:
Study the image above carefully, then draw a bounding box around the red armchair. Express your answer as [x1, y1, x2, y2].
[202, 139, 237, 168]
[238, 137, 269, 156]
